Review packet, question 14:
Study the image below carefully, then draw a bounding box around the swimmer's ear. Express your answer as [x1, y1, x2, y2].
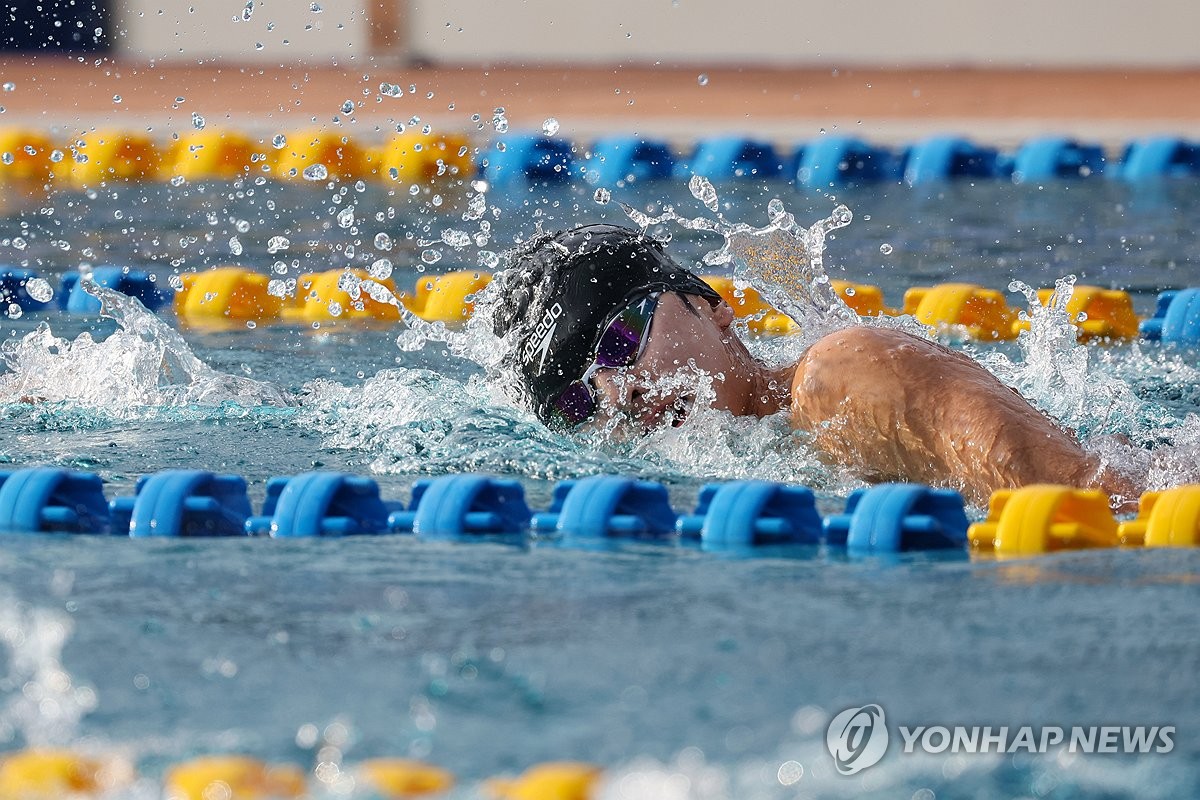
[712, 298, 736, 330]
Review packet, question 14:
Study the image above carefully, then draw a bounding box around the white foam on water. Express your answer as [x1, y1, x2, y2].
[0, 285, 294, 413]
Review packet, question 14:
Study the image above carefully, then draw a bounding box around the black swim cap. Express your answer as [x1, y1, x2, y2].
[492, 224, 722, 423]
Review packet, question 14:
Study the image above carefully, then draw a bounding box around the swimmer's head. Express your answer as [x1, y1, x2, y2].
[492, 224, 723, 426]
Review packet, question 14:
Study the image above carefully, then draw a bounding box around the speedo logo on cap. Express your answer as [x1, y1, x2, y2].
[522, 302, 564, 373]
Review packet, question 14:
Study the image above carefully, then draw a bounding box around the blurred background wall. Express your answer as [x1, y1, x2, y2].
[4, 0, 1200, 67]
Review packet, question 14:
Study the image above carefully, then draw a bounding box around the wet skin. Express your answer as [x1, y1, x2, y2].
[589, 292, 1140, 507]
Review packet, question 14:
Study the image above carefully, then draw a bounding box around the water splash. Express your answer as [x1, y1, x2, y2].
[0, 600, 96, 747]
[0, 284, 294, 412]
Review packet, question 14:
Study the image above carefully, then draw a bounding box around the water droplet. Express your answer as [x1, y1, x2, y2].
[542, 117, 560, 136]
[191, 112, 205, 130]
[688, 174, 719, 213]
[697, 73, 709, 86]
[341, 99, 354, 114]
[267, 235, 290, 253]
[229, 236, 243, 255]
[593, 188, 611, 204]
[271, 134, 287, 149]
[303, 164, 329, 181]
[374, 232, 392, 250]
[25, 277, 52, 302]
[492, 107, 509, 134]
[879, 243, 893, 255]
[441, 229, 470, 248]
[368, 257, 392, 279]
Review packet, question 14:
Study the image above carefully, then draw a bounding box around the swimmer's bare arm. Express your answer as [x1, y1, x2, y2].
[786, 326, 1139, 506]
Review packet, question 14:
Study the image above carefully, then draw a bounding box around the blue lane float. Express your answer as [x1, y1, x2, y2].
[795, 136, 899, 188]
[532, 475, 677, 539]
[0, 468, 110, 534]
[246, 471, 396, 537]
[823, 483, 970, 552]
[109, 470, 252, 537]
[1118, 137, 1200, 181]
[389, 474, 531, 538]
[677, 136, 783, 180]
[482, 134, 574, 184]
[1139, 288, 1200, 344]
[585, 136, 676, 185]
[0, 267, 52, 311]
[677, 480, 822, 547]
[1011, 136, 1107, 181]
[902, 136, 1002, 185]
[59, 266, 170, 314]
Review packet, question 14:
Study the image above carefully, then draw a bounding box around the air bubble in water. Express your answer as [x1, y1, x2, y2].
[374, 232, 392, 250]
[0, 152, 12, 165]
[421, 249, 442, 264]
[310, 2, 322, 10]
[542, 117, 559, 136]
[271, 134, 287, 149]
[49, 149, 63, 163]
[112, 94, 121, 104]
[168, 275, 184, 291]
[191, 112, 205, 130]
[303, 164, 329, 181]
[229, 236, 243, 255]
[880, 243, 893, 255]
[241, 1, 253, 20]
[25, 277, 52, 303]
[267, 235, 290, 253]
[337, 206, 355, 228]
[267, 279, 288, 297]
[441, 229, 470, 248]
[698, 73, 709, 86]
[170, 174, 185, 186]
[341, 100, 354, 114]
[408, 184, 421, 196]
[593, 188, 611, 204]
[6, 303, 21, 318]
[2, 82, 13, 92]
[688, 174, 719, 213]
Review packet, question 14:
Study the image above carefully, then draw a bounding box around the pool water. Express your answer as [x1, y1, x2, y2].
[1, 175, 1199, 798]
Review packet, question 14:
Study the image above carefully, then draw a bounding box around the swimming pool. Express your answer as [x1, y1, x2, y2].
[1, 173, 1199, 798]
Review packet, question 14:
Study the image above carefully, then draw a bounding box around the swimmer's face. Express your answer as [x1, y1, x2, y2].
[588, 292, 754, 432]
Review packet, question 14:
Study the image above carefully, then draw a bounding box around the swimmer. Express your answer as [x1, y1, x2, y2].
[491, 224, 1140, 507]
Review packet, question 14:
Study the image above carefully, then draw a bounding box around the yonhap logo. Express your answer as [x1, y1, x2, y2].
[826, 704, 889, 775]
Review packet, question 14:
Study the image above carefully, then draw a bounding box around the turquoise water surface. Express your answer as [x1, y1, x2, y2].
[1, 176, 1199, 797]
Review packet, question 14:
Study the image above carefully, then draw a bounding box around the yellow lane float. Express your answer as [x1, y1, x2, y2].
[355, 758, 455, 798]
[55, 129, 160, 186]
[903, 282, 1019, 341]
[407, 270, 492, 323]
[1118, 485, 1200, 547]
[1011, 285, 1140, 341]
[831, 279, 895, 317]
[0, 128, 56, 182]
[167, 130, 265, 181]
[164, 755, 305, 800]
[283, 268, 403, 324]
[0, 748, 132, 799]
[701, 276, 796, 334]
[271, 129, 368, 181]
[485, 762, 603, 800]
[175, 267, 283, 325]
[968, 485, 1119, 555]
[375, 132, 475, 182]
